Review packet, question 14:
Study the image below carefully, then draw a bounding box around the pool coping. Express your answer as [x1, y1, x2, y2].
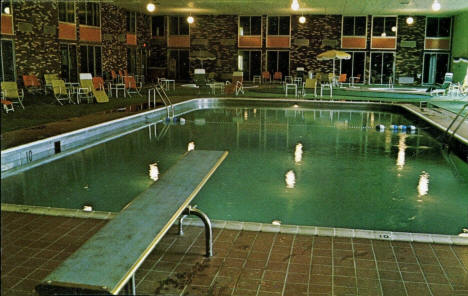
[2, 203, 467, 245]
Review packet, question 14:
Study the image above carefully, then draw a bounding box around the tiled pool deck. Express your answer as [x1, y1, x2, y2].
[1, 212, 468, 296]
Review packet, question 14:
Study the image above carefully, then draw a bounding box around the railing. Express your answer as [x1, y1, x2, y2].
[442, 102, 468, 150]
[147, 82, 174, 118]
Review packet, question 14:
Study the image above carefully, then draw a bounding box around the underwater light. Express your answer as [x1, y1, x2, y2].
[285, 170, 296, 188]
[187, 141, 195, 151]
[294, 143, 303, 163]
[82, 205, 93, 212]
[149, 163, 159, 181]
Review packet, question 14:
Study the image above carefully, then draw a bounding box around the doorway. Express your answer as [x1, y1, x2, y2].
[370, 52, 395, 85]
[168, 49, 189, 81]
[422, 52, 449, 85]
[238, 50, 261, 81]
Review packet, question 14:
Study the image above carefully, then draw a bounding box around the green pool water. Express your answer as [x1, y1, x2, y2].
[2, 106, 468, 235]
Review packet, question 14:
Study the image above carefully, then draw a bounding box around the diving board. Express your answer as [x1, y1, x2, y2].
[36, 150, 228, 295]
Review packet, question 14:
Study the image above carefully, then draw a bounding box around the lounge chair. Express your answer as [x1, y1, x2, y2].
[51, 79, 75, 105]
[225, 71, 244, 95]
[92, 77, 106, 91]
[79, 73, 109, 103]
[337, 73, 348, 87]
[44, 73, 59, 94]
[1, 81, 25, 109]
[23, 75, 43, 94]
[430, 72, 453, 96]
[1, 90, 14, 113]
[124, 76, 142, 97]
[302, 78, 318, 98]
[273, 72, 282, 83]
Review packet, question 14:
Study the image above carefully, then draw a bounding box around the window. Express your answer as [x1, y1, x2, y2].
[127, 47, 137, 75]
[1, 0, 12, 15]
[59, 1, 75, 23]
[169, 16, 189, 35]
[426, 17, 451, 37]
[372, 16, 397, 37]
[0, 39, 16, 82]
[60, 44, 77, 82]
[370, 52, 394, 84]
[239, 16, 261, 36]
[342, 16, 366, 36]
[127, 11, 136, 34]
[151, 16, 165, 37]
[268, 16, 290, 35]
[238, 50, 261, 81]
[423, 53, 449, 84]
[267, 51, 289, 76]
[78, 1, 100, 27]
[80, 45, 102, 77]
[340, 51, 365, 83]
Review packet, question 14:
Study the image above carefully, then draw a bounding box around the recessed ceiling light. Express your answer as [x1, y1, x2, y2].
[432, 0, 441, 11]
[406, 16, 414, 25]
[299, 16, 306, 24]
[187, 16, 194, 24]
[391, 26, 397, 32]
[291, 0, 300, 11]
[146, 2, 156, 13]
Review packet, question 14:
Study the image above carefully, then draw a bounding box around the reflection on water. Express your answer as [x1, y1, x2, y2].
[2, 107, 467, 235]
[187, 141, 195, 151]
[149, 163, 159, 181]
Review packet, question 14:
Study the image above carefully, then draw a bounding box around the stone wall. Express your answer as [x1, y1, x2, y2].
[395, 16, 425, 84]
[291, 15, 341, 77]
[13, 0, 60, 79]
[101, 3, 127, 74]
[189, 15, 238, 79]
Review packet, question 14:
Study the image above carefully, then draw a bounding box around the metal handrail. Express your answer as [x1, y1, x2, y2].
[442, 103, 468, 148]
[447, 104, 468, 151]
[155, 82, 175, 118]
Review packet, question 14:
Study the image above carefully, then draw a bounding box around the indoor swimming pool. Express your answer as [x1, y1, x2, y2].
[2, 101, 468, 236]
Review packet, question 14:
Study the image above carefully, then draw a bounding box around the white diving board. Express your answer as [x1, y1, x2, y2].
[36, 150, 228, 295]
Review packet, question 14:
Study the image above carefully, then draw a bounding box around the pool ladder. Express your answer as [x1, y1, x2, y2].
[442, 102, 468, 151]
[148, 82, 175, 118]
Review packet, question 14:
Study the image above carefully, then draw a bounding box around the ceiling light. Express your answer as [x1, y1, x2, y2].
[3, 6, 10, 14]
[406, 16, 414, 25]
[391, 26, 397, 32]
[432, 0, 441, 11]
[187, 15, 194, 24]
[291, 0, 300, 11]
[299, 16, 306, 24]
[146, 2, 156, 13]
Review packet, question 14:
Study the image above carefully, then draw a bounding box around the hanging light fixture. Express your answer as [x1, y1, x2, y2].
[406, 16, 414, 25]
[146, 1, 156, 12]
[187, 15, 194, 24]
[432, 0, 441, 11]
[291, 0, 300, 11]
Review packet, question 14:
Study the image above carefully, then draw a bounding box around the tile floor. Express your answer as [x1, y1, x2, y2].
[1, 212, 468, 296]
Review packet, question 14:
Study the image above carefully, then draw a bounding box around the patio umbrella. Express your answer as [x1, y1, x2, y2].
[189, 49, 216, 68]
[316, 50, 351, 79]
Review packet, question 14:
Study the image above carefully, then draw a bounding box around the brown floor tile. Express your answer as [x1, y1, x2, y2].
[283, 283, 308, 295]
[308, 283, 332, 293]
[378, 270, 402, 281]
[356, 268, 378, 279]
[222, 257, 245, 268]
[265, 261, 288, 271]
[288, 263, 310, 274]
[334, 275, 357, 288]
[334, 266, 356, 277]
[232, 288, 258, 296]
[334, 285, 357, 295]
[429, 283, 453, 295]
[259, 280, 284, 293]
[380, 280, 407, 295]
[404, 282, 432, 296]
[309, 274, 332, 285]
[236, 278, 260, 290]
[238, 268, 263, 280]
[311, 264, 332, 275]
[401, 271, 426, 283]
[286, 272, 308, 284]
[312, 255, 333, 265]
[263, 270, 286, 282]
[424, 272, 450, 285]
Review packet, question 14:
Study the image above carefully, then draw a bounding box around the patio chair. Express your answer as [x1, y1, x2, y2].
[1, 81, 25, 109]
[430, 72, 453, 96]
[23, 74, 43, 94]
[1, 90, 14, 113]
[51, 79, 74, 105]
[79, 73, 109, 103]
[302, 78, 318, 98]
[44, 73, 59, 94]
[262, 71, 271, 83]
[225, 71, 244, 95]
[273, 72, 282, 83]
[124, 76, 143, 97]
[92, 77, 106, 91]
[337, 73, 348, 87]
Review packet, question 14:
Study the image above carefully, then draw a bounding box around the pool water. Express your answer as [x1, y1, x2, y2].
[2, 106, 468, 235]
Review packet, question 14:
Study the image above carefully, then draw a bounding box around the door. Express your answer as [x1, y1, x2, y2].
[370, 52, 395, 84]
[340, 51, 365, 84]
[423, 53, 449, 85]
[267, 50, 289, 77]
[0, 39, 16, 82]
[238, 50, 261, 81]
[168, 49, 189, 81]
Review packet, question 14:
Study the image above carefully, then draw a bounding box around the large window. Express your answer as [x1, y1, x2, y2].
[423, 53, 449, 84]
[169, 16, 189, 35]
[372, 16, 397, 37]
[78, 1, 100, 27]
[340, 51, 365, 83]
[60, 44, 78, 82]
[151, 16, 165, 37]
[370, 52, 394, 84]
[239, 16, 261, 36]
[268, 16, 290, 35]
[267, 51, 289, 77]
[426, 17, 451, 37]
[342, 16, 366, 36]
[80, 45, 102, 77]
[127, 11, 136, 34]
[0, 39, 16, 82]
[59, 1, 75, 23]
[238, 50, 261, 81]
[127, 47, 137, 75]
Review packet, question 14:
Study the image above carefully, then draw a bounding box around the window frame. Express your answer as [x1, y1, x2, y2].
[58, 1, 75, 24]
[151, 15, 165, 37]
[371, 16, 397, 37]
[267, 16, 290, 36]
[238, 16, 262, 36]
[341, 16, 367, 37]
[80, 44, 102, 77]
[425, 17, 452, 38]
[78, 1, 101, 27]
[169, 16, 189, 36]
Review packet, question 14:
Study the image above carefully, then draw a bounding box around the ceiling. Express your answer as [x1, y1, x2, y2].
[115, 0, 468, 16]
